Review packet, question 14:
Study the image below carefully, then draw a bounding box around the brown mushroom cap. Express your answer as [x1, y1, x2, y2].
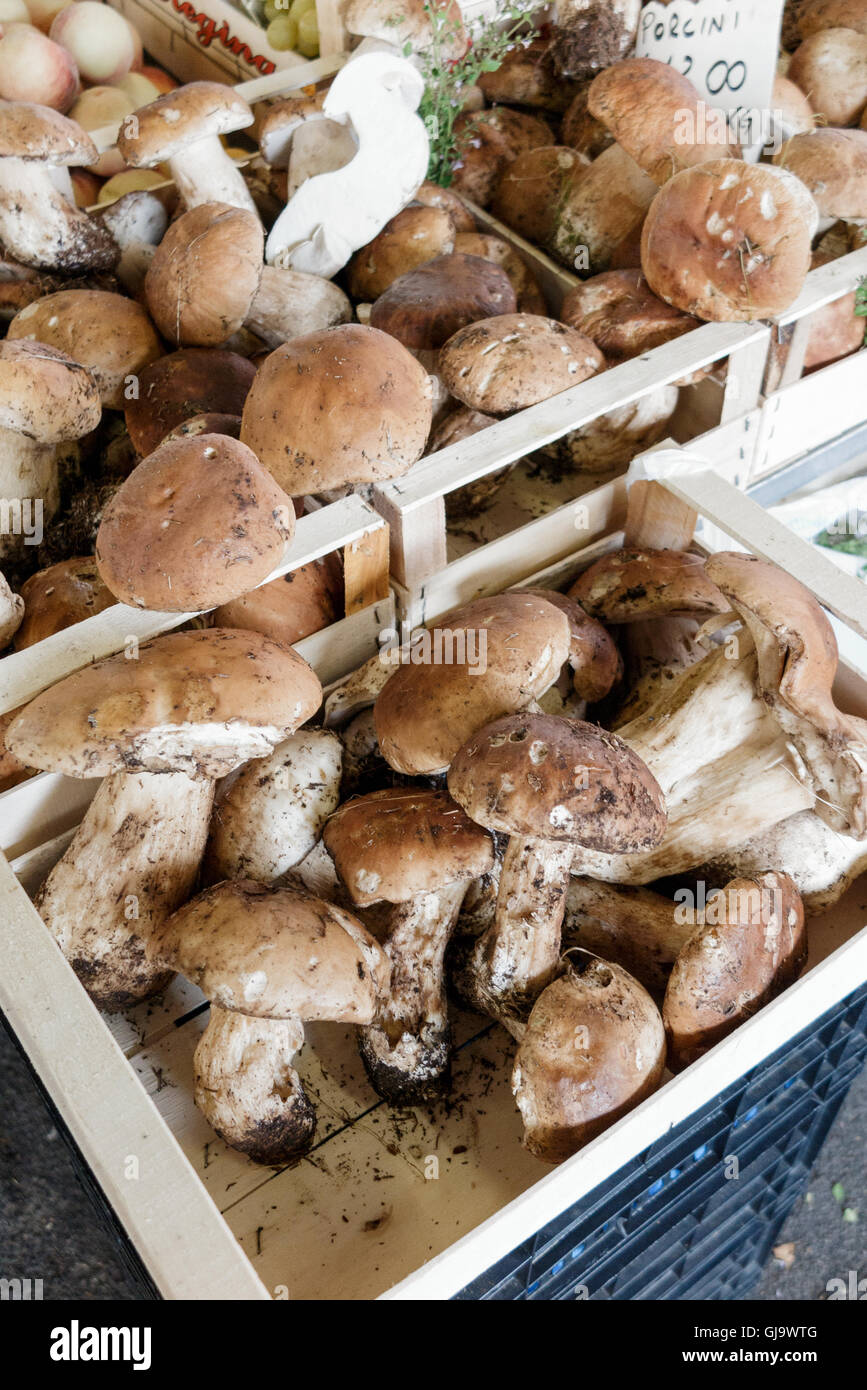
[559, 269, 700, 364]
[477, 38, 577, 112]
[240, 324, 434, 494]
[412, 181, 476, 231]
[705, 551, 867, 835]
[374, 593, 572, 775]
[448, 712, 667, 850]
[14, 557, 113, 649]
[452, 232, 547, 314]
[117, 82, 254, 167]
[0, 102, 98, 166]
[773, 72, 817, 135]
[513, 957, 666, 1164]
[641, 160, 818, 321]
[490, 145, 590, 246]
[439, 313, 605, 415]
[144, 202, 263, 347]
[800, 0, 867, 36]
[346, 204, 456, 301]
[324, 787, 495, 907]
[7, 627, 322, 779]
[161, 412, 241, 444]
[151, 878, 387, 1021]
[521, 588, 623, 701]
[663, 871, 807, 1071]
[212, 556, 341, 645]
[789, 29, 867, 127]
[125, 348, 256, 457]
[95, 434, 294, 612]
[369, 253, 517, 351]
[561, 83, 615, 159]
[451, 106, 555, 206]
[7, 290, 162, 410]
[774, 127, 867, 218]
[588, 58, 738, 186]
[0, 339, 101, 443]
[345, 0, 468, 59]
[570, 549, 729, 622]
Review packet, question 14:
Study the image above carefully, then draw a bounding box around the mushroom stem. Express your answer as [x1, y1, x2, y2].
[168, 137, 258, 216]
[0, 157, 117, 272]
[194, 1005, 313, 1163]
[0, 427, 59, 560]
[459, 836, 574, 1028]
[35, 770, 213, 1010]
[245, 265, 352, 348]
[0, 568, 23, 646]
[358, 879, 467, 1103]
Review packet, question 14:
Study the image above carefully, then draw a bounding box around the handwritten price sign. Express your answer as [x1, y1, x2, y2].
[637, 0, 785, 116]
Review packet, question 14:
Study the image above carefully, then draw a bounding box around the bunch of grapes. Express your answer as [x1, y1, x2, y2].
[265, 0, 319, 57]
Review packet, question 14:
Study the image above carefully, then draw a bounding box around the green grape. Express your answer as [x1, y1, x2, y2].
[288, 0, 316, 21]
[296, 6, 319, 57]
[264, 0, 290, 21]
[266, 13, 299, 48]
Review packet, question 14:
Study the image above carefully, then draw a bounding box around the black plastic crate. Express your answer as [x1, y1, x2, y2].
[453, 982, 867, 1301]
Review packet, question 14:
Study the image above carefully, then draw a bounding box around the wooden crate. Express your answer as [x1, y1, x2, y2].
[2, 457, 867, 1300]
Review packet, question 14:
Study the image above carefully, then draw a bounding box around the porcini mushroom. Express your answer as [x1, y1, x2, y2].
[125, 348, 256, 458]
[7, 289, 161, 409]
[439, 313, 605, 415]
[789, 28, 867, 127]
[324, 787, 495, 1099]
[95, 433, 295, 611]
[548, 141, 658, 274]
[369, 253, 517, 365]
[116, 80, 258, 215]
[0, 339, 101, 560]
[448, 711, 666, 1026]
[144, 202, 351, 350]
[212, 556, 341, 646]
[490, 145, 591, 246]
[258, 89, 357, 198]
[240, 324, 433, 495]
[0, 101, 118, 272]
[0, 567, 23, 646]
[344, 0, 468, 59]
[13, 555, 112, 647]
[149, 880, 388, 1161]
[562, 878, 695, 996]
[663, 871, 806, 1070]
[346, 203, 456, 301]
[775, 127, 867, 228]
[450, 106, 554, 207]
[560, 270, 701, 365]
[205, 728, 343, 884]
[512, 957, 666, 1163]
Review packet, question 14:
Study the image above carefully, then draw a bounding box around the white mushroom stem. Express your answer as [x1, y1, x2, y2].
[194, 1006, 314, 1163]
[0, 567, 24, 646]
[562, 878, 695, 995]
[35, 770, 213, 1011]
[358, 879, 467, 1101]
[461, 837, 574, 1032]
[244, 266, 353, 348]
[0, 157, 116, 272]
[168, 136, 258, 217]
[0, 429, 60, 560]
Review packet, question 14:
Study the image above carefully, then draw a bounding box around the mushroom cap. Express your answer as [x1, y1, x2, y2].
[144, 202, 263, 347]
[641, 160, 818, 321]
[513, 957, 666, 1164]
[559, 269, 699, 364]
[588, 58, 738, 185]
[452, 232, 547, 314]
[125, 348, 256, 457]
[374, 593, 573, 775]
[95, 433, 294, 612]
[240, 324, 433, 493]
[491, 145, 590, 246]
[412, 180, 476, 231]
[663, 870, 806, 1071]
[0, 339, 101, 443]
[561, 82, 616, 159]
[570, 548, 729, 622]
[258, 90, 328, 167]
[520, 588, 623, 701]
[448, 711, 667, 849]
[117, 81, 254, 167]
[439, 313, 605, 415]
[161, 412, 242, 445]
[775, 127, 867, 218]
[799, 0, 867, 39]
[773, 72, 817, 135]
[346, 204, 456, 301]
[151, 879, 387, 1021]
[14, 556, 113, 649]
[212, 556, 341, 646]
[705, 551, 867, 836]
[0, 102, 98, 166]
[789, 29, 867, 127]
[7, 627, 322, 779]
[7, 290, 162, 410]
[369, 252, 517, 351]
[324, 787, 495, 907]
[450, 106, 555, 205]
[345, 0, 468, 58]
[477, 37, 577, 112]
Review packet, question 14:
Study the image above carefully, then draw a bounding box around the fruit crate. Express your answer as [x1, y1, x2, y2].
[2, 458, 867, 1301]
